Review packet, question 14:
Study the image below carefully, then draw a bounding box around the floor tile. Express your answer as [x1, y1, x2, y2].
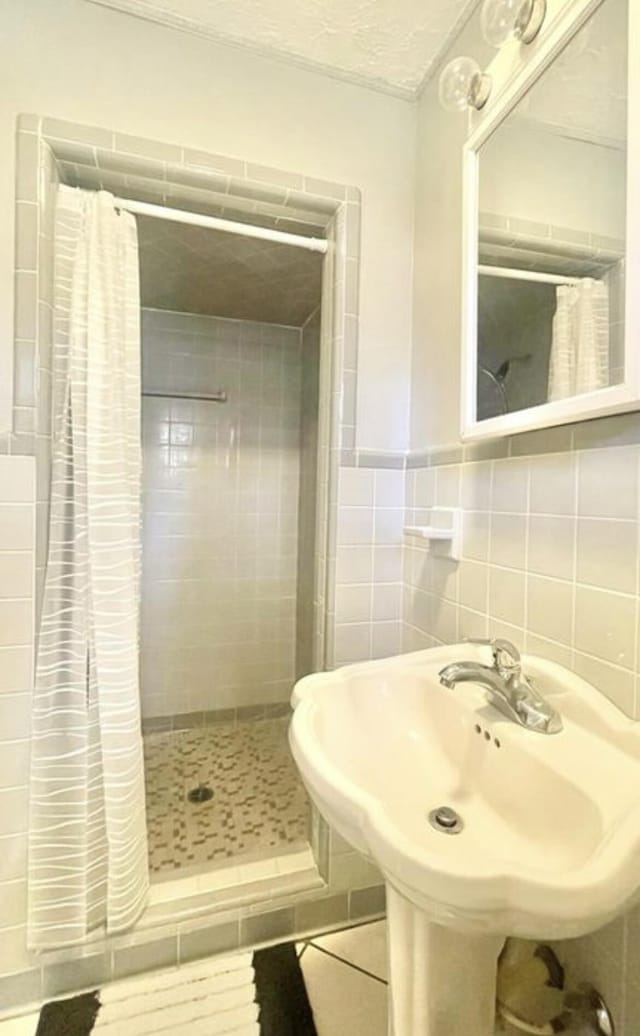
[300, 944, 387, 1036]
[0, 1013, 40, 1035]
[310, 919, 387, 981]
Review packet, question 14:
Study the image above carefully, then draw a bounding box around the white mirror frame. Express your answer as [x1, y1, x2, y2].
[461, 0, 640, 442]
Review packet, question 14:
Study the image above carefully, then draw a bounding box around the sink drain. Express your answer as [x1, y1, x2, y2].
[187, 784, 213, 804]
[428, 806, 463, 835]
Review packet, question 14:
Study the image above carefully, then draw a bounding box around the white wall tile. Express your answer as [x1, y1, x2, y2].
[334, 623, 371, 666]
[335, 585, 371, 624]
[458, 560, 488, 613]
[0, 554, 33, 599]
[488, 567, 525, 627]
[529, 453, 576, 515]
[0, 601, 32, 648]
[0, 458, 35, 503]
[578, 448, 638, 519]
[372, 583, 402, 621]
[0, 647, 32, 693]
[338, 468, 374, 507]
[528, 515, 575, 581]
[491, 458, 529, 513]
[490, 514, 527, 570]
[337, 507, 374, 545]
[460, 461, 492, 512]
[527, 575, 573, 645]
[140, 311, 304, 717]
[573, 651, 635, 716]
[574, 586, 636, 668]
[576, 518, 638, 594]
[0, 508, 34, 551]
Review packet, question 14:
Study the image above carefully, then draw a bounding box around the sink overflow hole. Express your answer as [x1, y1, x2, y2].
[474, 724, 501, 749]
[428, 806, 464, 835]
[187, 784, 213, 804]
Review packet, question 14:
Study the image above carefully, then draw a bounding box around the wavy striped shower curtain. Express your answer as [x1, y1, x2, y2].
[28, 186, 149, 949]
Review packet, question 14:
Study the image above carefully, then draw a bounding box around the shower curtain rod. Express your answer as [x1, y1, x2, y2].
[478, 264, 582, 286]
[113, 197, 329, 254]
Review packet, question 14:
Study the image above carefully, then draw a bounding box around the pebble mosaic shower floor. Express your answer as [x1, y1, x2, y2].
[143, 716, 311, 876]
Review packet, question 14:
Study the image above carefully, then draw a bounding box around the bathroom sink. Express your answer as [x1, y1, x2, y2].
[290, 643, 640, 941]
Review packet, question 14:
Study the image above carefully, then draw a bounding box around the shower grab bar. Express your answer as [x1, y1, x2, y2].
[142, 390, 228, 403]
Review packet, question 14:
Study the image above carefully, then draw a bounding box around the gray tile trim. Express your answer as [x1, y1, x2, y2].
[112, 936, 178, 980]
[43, 953, 112, 998]
[0, 969, 42, 1010]
[354, 450, 405, 469]
[349, 884, 386, 919]
[406, 451, 431, 469]
[509, 425, 573, 457]
[240, 907, 296, 947]
[429, 444, 465, 467]
[42, 117, 114, 149]
[178, 920, 240, 964]
[573, 413, 640, 451]
[141, 702, 291, 734]
[462, 440, 509, 463]
[294, 892, 349, 932]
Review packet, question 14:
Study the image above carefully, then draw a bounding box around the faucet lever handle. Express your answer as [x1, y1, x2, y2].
[465, 637, 521, 672]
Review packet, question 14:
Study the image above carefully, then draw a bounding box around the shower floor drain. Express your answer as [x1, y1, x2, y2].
[187, 784, 214, 804]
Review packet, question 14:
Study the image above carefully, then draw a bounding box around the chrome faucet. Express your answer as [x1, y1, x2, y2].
[439, 638, 563, 735]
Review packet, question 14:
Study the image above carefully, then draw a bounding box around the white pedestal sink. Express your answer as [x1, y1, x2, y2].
[289, 644, 640, 1036]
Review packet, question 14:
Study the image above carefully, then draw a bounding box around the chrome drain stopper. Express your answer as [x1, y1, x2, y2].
[428, 806, 463, 835]
[187, 784, 213, 804]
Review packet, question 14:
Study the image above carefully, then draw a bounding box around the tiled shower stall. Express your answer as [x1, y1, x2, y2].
[139, 306, 317, 877]
[0, 115, 389, 1007]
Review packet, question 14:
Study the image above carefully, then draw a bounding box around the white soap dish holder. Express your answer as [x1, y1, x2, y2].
[403, 507, 462, 562]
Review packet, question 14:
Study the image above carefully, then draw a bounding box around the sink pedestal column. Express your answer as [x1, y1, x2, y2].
[386, 884, 504, 1036]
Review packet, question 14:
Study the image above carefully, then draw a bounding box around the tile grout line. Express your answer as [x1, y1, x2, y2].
[306, 942, 388, 986]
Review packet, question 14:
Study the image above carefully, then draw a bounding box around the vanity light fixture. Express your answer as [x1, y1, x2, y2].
[438, 57, 492, 112]
[438, 0, 546, 112]
[481, 0, 547, 47]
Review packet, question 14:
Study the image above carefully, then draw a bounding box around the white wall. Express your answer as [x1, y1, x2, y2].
[480, 122, 626, 240]
[1, 0, 416, 452]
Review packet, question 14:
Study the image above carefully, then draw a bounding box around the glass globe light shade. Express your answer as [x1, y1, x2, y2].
[481, 0, 546, 47]
[438, 57, 491, 113]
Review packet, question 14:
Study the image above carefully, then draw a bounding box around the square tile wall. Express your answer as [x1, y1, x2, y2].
[6, 123, 59, 625]
[11, 114, 363, 678]
[0, 113, 393, 1012]
[403, 441, 640, 717]
[332, 465, 405, 666]
[297, 307, 321, 678]
[140, 308, 307, 717]
[0, 456, 35, 981]
[402, 423, 640, 1031]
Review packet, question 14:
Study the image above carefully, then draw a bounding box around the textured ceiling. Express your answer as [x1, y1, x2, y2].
[514, 0, 627, 147]
[137, 215, 323, 326]
[87, 0, 478, 97]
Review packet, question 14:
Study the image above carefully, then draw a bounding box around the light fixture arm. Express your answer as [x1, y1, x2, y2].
[516, 0, 547, 43]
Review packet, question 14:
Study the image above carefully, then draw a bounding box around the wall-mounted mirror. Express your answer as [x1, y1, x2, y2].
[461, 0, 638, 440]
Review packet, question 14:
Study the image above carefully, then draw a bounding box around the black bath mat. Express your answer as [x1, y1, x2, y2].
[34, 942, 318, 1035]
[35, 991, 100, 1036]
[254, 942, 317, 1036]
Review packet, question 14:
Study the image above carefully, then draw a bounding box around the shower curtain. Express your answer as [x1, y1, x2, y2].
[28, 186, 149, 949]
[547, 278, 610, 401]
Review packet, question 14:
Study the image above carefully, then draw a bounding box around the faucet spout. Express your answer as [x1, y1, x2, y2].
[439, 642, 562, 735]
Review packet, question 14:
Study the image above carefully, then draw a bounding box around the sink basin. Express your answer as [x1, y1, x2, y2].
[290, 643, 640, 941]
[290, 644, 640, 1035]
